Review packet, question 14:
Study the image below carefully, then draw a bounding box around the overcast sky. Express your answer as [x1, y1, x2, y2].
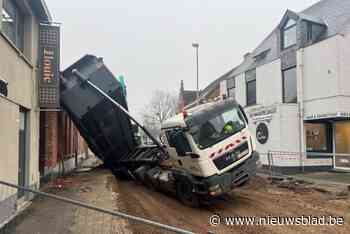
[46, 0, 319, 117]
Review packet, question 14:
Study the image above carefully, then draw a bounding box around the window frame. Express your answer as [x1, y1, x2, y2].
[281, 19, 297, 50]
[1, 0, 25, 52]
[245, 69, 256, 106]
[227, 77, 236, 99]
[305, 122, 333, 154]
[306, 22, 325, 43]
[165, 128, 192, 157]
[282, 66, 297, 104]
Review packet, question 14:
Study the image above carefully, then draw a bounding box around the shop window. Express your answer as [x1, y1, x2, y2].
[282, 67, 297, 103]
[1, 0, 25, 51]
[335, 122, 350, 154]
[227, 77, 235, 99]
[281, 19, 297, 49]
[245, 69, 256, 106]
[305, 123, 332, 153]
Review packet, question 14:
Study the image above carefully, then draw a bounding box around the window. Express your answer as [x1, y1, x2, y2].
[282, 67, 297, 103]
[305, 123, 332, 153]
[245, 69, 256, 106]
[165, 129, 192, 156]
[254, 49, 270, 63]
[282, 19, 297, 49]
[307, 23, 324, 42]
[188, 107, 246, 149]
[1, 0, 25, 51]
[227, 77, 235, 99]
[0, 79, 8, 96]
[335, 122, 350, 154]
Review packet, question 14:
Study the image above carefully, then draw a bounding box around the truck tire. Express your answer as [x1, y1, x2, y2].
[176, 179, 199, 207]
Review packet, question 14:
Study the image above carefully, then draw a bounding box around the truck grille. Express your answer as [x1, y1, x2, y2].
[213, 142, 249, 170]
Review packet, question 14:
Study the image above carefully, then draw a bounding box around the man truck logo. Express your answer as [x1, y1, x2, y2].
[256, 122, 269, 144]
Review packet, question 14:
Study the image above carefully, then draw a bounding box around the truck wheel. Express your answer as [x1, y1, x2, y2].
[176, 180, 199, 207]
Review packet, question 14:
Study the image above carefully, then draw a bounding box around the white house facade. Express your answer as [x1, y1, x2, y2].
[194, 0, 350, 173]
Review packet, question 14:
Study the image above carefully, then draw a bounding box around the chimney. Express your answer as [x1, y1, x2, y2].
[180, 80, 184, 92]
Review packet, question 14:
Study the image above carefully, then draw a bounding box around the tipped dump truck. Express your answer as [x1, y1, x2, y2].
[60, 55, 259, 206]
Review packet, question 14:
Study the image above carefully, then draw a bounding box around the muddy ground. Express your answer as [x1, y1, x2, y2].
[111, 171, 350, 234]
[6, 167, 349, 234]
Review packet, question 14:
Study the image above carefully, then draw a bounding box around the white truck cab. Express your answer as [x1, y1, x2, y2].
[159, 99, 259, 205]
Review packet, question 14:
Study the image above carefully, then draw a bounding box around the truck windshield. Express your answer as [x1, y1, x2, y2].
[188, 107, 246, 149]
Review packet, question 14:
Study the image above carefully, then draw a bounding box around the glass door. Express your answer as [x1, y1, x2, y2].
[334, 121, 350, 170]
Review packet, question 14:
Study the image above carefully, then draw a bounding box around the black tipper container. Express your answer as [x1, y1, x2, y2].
[60, 55, 136, 168]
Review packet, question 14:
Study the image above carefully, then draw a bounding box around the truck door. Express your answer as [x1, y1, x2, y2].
[164, 129, 199, 173]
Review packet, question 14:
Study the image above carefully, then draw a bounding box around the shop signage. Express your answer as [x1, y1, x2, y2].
[305, 112, 350, 120]
[38, 24, 60, 108]
[248, 105, 277, 124]
[256, 122, 269, 144]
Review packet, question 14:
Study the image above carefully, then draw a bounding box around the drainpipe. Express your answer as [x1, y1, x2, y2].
[298, 48, 305, 172]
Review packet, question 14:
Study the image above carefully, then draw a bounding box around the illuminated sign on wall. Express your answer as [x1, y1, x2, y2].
[38, 24, 60, 108]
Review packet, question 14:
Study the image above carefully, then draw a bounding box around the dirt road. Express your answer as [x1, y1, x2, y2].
[7, 166, 348, 234]
[112, 175, 350, 234]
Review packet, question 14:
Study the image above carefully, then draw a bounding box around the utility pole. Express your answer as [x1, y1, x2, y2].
[192, 43, 199, 104]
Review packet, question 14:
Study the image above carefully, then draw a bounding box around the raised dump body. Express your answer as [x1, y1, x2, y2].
[60, 55, 143, 169]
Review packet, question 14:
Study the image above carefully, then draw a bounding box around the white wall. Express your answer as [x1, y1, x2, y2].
[338, 32, 350, 97]
[279, 104, 300, 152]
[256, 59, 282, 106]
[301, 35, 350, 117]
[0, 98, 19, 185]
[302, 36, 339, 100]
[246, 104, 300, 166]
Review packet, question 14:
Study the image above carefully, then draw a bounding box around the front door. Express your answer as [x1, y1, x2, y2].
[18, 109, 27, 198]
[334, 121, 350, 170]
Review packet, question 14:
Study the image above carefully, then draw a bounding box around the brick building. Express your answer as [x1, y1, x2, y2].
[39, 109, 89, 181]
[177, 80, 199, 113]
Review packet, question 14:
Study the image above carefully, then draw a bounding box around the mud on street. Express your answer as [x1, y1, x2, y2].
[9, 166, 350, 234]
[111, 170, 350, 234]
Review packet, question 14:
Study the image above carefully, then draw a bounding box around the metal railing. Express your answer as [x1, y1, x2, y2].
[259, 150, 350, 177]
[259, 151, 309, 177]
[0, 180, 194, 234]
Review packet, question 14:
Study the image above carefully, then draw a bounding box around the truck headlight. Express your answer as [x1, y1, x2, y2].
[209, 184, 222, 196]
